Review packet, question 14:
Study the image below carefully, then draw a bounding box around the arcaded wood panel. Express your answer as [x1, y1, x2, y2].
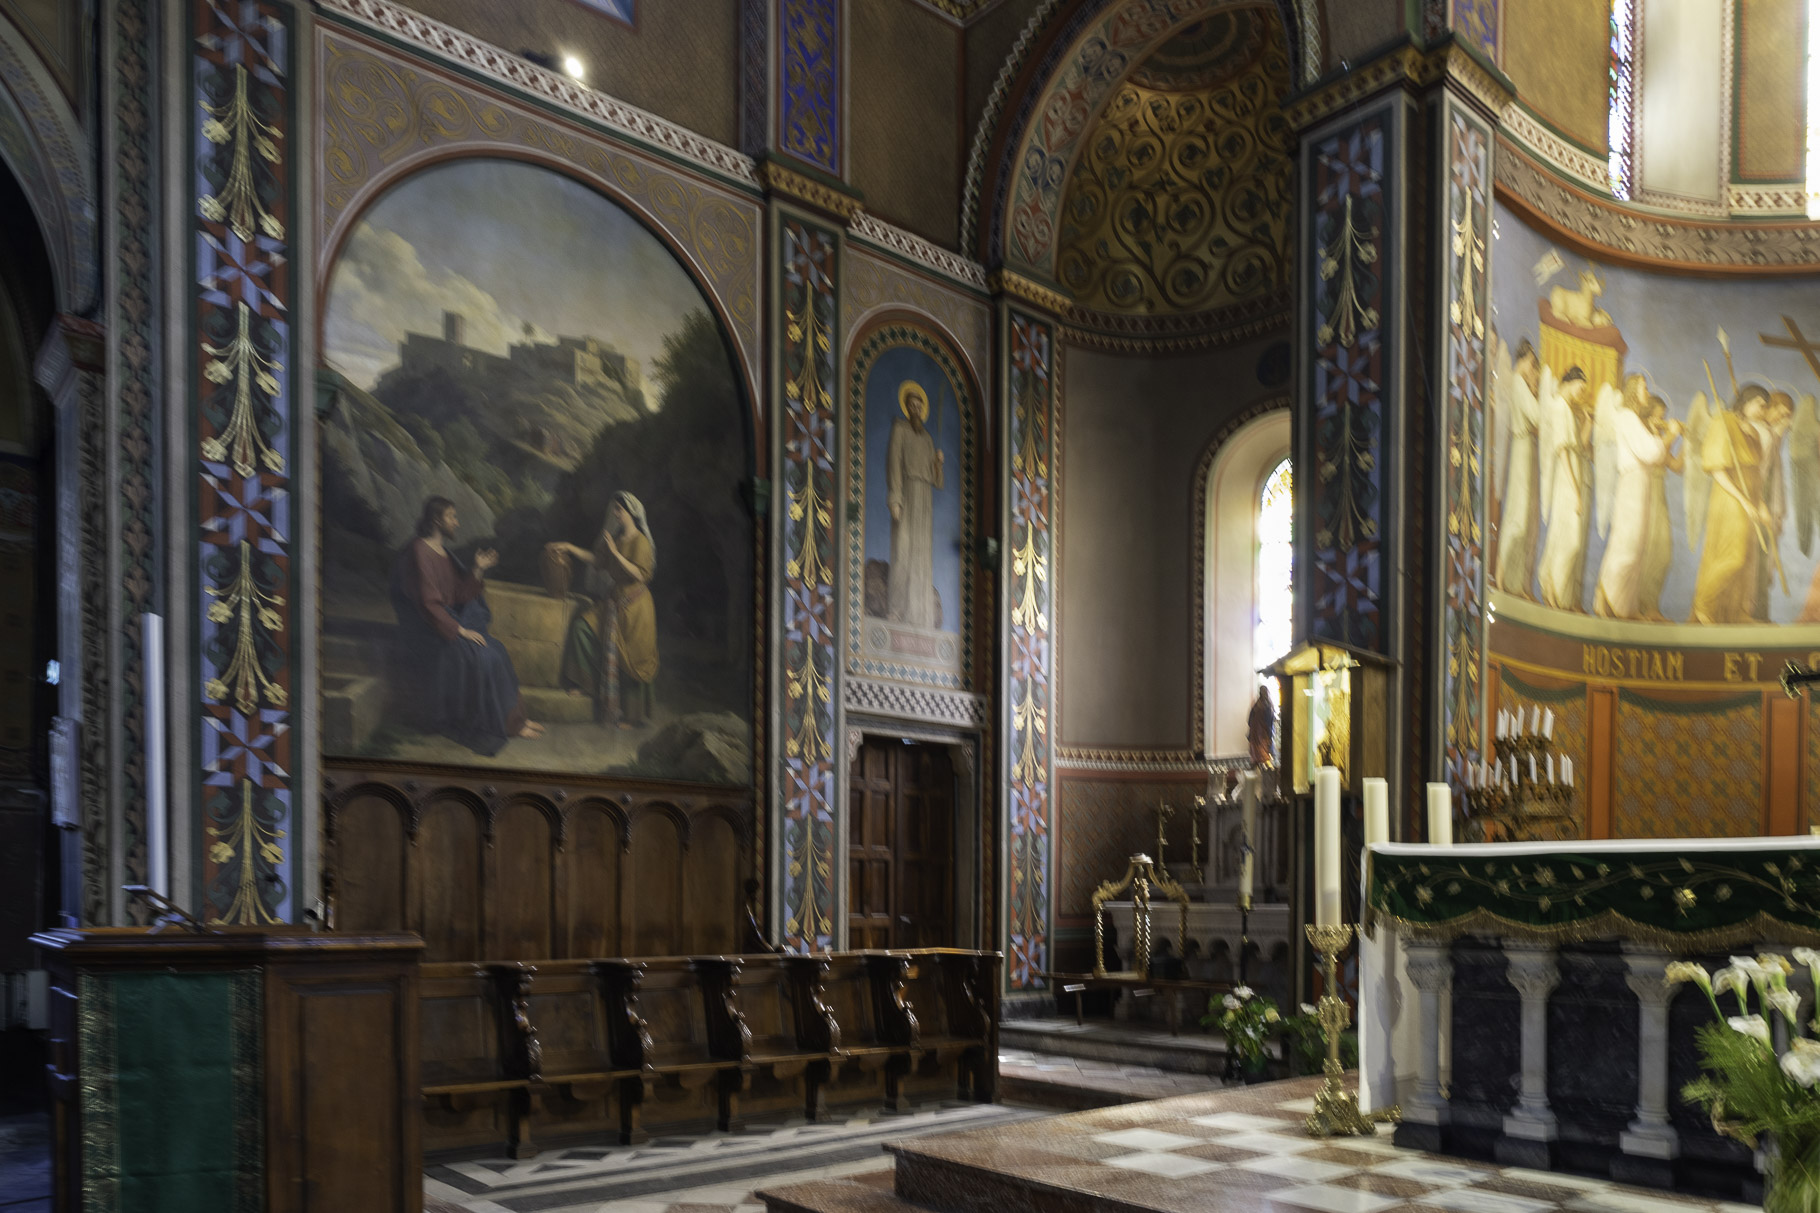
[1504, 0, 1614, 154]
[1738, 0, 1808, 180]
[691, 814, 741, 954]
[566, 804, 624, 958]
[490, 802, 556, 961]
[415, 800, 485, 962]
[629, 811, 685, 957]
[849, 0, 962, 248]
[333, 794, 407, 933]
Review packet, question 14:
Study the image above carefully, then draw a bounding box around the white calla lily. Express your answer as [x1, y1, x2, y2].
[1727, 1014, 1773, 1046]
[1766, 986, 1802, 1026]
[1713, 965, 1753, 1011]
[1784, 1038, 1820, 1088]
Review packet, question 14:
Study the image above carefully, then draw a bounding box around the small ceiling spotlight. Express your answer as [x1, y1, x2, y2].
[562, 54, 586, 82]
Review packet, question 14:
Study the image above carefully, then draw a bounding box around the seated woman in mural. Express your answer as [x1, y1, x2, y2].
[550, 492, 660, 728]
[389, 496, 544, 755]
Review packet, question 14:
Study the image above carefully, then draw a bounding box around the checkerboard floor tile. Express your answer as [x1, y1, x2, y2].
[875, 1076, 1766, 1213]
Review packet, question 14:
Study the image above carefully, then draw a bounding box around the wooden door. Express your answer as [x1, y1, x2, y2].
[846, 740, 955, 950]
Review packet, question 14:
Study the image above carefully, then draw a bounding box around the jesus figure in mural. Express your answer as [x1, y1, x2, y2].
[886, 380, 945, 628]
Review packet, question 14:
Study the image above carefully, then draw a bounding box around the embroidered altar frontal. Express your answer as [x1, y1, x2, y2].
[1365, 838, 1820, 948]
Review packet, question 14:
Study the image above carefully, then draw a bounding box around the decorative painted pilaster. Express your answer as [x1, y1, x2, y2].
[36, 318, 110, 925]
[1005, 312, 1054, 991]
[1449, 0, 1500, 66]
[1498, 941, 1559, 1166]
[108, 0, 161, 916]
[777, 0, 840, 176]
[1303, 110, 1392, 654]
[190, 0, 297, 924]
[1395, 937, 1452, 1149]
[1616, 947, 1680, 1173]
[1439, 100, 1491, 790]
[778, 218, 840, 951]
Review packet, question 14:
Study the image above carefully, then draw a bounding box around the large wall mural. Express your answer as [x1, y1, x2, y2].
[1488, 200, 1820, 837]
[1489, 202, 1820, 638]
[320, 158, 754, 786]
[845, 326, 976, 691]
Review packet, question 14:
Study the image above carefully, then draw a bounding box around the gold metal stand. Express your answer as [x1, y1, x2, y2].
[1303, 923, 1400, 1138]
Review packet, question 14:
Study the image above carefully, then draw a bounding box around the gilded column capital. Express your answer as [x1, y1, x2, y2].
[988, 268, 1071, 319]
[758, 156, 864, 223]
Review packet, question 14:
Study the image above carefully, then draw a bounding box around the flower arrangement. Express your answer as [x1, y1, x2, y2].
[1669, 951, 1820, 1212]
[1204, 985, 1281, 1069]
[1279, 1001, 1359, 1076]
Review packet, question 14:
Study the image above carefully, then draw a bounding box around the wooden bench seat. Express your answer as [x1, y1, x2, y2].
[419, 948, 1001, 1156]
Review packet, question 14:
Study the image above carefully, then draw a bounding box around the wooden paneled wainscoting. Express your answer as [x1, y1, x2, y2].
[322, 765, 754, 963]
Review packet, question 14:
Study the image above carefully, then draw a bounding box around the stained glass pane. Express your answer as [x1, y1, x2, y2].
[1608, 0, 1636, 201]
[1255, 458, 1293, 718]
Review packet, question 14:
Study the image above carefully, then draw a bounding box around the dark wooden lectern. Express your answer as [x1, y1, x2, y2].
[32, 927, 423, 1213]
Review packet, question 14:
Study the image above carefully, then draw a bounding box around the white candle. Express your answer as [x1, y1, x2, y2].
[1427, 782, 1453, 846]
[1529, 754, 1538, 783]
[1496, 711, 1505, 740]
[1543, 709, 1555, 739]
[1315, 767, 1342, 927]
[1239, 772, 1259, 902]
[1547, 754, 1556, 784]
[1563, 755, 1574, 786]
[1363, 777, 1389, 846]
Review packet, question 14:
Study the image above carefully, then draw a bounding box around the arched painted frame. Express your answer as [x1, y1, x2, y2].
[844, 323, 981, 693]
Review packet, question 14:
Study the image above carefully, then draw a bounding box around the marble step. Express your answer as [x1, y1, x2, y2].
[888, 1139, 1155, 1213]
[999, 1016, 1235, 1075]
[756, 1176, 931, 1213]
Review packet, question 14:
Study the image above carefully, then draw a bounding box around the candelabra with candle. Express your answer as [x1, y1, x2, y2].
[1462, 706, 1580, 842]
[1304, 767, 1399, 1136]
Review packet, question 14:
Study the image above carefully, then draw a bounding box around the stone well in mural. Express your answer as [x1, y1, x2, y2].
[1487, 202, 1820, 835]
[321, 158, 754, 785]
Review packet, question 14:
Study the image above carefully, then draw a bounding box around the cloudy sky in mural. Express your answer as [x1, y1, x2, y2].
[325, 158, 710, 391]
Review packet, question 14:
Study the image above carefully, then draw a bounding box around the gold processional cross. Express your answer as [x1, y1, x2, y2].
[1760, 315, 1820, 386]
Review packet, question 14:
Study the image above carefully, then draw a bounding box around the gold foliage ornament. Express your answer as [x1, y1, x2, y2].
[200, 63, 285, 243]
[1054, 44, 1292, 317]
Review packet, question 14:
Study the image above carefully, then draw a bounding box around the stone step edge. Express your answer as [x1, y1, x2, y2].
[999, 1028, 1230, 1074]
[888, 1141, 1161, 1213]
[756, 1177, 931, 1213]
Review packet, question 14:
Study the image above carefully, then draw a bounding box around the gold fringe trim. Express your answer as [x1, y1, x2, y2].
[1363, 905, 1820, 952]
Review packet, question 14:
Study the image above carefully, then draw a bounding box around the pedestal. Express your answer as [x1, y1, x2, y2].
[1611, 946, 1679, 1188]
[1393, 937, 1451, 1152]
[34, 927, 423, 1213]
[1495, 941, 1559, 1170]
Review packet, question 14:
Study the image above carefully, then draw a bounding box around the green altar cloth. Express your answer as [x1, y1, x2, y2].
[1364, 838, 1820, 948]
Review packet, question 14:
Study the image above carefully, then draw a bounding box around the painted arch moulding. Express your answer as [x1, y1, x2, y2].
[313, 27, 764, 406]
[0, 10, 95, 312]
[1494, 139, 1820, 277]
[974, 0, 1306, 281]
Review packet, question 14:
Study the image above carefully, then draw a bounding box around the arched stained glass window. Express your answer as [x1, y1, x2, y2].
[1608, 0, 1637, 200]
[1255, 458, 1293, 716]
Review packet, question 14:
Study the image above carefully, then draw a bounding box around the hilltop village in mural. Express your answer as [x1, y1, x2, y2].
[320, 158, 754, 784]
[1488, 204, 1820, 632]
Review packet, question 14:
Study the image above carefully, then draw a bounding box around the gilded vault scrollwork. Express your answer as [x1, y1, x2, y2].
[317, 33, 761, 394]
[1054, 13, 1292, 319]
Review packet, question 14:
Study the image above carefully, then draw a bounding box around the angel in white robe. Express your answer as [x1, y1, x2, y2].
[1536, 367, 1594, 611]
[1490, 336, 1543, 600]
[1634, 394, 1686, 621]
[1593, 375, 1670, 620]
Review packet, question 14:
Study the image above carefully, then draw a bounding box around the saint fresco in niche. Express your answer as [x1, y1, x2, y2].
[320, 158, 753, 785]
[857, 341, 967, 685]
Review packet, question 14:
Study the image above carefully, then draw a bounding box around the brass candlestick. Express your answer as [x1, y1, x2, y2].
[1303, 923, 1400, 1138]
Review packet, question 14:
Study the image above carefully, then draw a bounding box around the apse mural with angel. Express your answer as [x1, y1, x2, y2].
[1488, 203, 1820, 631]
